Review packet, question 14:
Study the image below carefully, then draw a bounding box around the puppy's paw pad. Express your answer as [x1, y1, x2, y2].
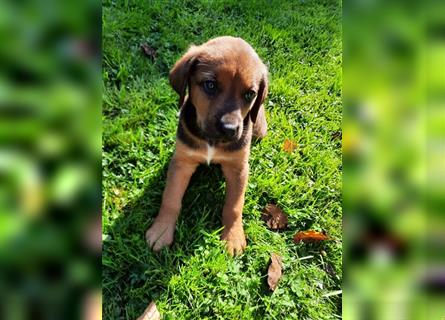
[145, 222, 175, 252]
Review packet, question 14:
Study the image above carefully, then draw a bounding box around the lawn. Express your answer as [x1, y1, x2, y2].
[102, 0, 342, 319]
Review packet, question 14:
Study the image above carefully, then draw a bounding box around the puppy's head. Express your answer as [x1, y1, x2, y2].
[169, 36, 268, 141]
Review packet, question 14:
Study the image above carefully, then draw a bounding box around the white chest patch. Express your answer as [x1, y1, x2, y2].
[206, 144, 215, 165]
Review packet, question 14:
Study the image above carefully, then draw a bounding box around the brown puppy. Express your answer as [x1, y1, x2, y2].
[146, 36, 268, 255]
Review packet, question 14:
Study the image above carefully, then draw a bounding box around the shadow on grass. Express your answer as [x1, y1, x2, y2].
[103, 160, 230, 318]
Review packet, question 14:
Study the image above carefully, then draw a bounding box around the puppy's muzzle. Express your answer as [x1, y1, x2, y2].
[221, 122, 239, 138]
[220, 113, 242, 139]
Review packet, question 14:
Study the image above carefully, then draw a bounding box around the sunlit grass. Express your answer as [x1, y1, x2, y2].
[103, 0, 341, 318]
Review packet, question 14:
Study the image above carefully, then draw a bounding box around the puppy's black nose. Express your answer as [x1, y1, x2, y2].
[220, 123, 239, 138]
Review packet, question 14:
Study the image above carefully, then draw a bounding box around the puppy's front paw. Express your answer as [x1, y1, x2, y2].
[221, 227, 247, 256]
[145, 220, 175, 252]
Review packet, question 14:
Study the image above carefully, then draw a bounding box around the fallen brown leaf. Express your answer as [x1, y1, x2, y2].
[294, 230, 329, 243]
[267, 253, 283, 291]
[262, 204, 288, 230]
[140, 43, 157, 60]
[331, 130, 342, 141]
[137, 301, 160, 320]
[283, 139, 298, 153]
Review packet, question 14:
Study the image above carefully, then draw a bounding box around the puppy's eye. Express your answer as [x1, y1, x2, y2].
[244, 90, 256, 102]
[203, 80, 217, 95]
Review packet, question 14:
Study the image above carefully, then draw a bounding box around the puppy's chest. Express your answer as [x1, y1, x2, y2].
[185, 144, 232, 165]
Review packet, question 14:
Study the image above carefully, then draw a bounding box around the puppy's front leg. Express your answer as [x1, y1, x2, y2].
[221, 162, 248, 255]
[146, 156, 197, 251]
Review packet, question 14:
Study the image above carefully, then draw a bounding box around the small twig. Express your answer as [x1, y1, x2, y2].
[322, 290, 342, 298]
[298, 255, 314, 261]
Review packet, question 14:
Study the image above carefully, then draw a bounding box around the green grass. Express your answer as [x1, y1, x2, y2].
[102, 0, 342, 319]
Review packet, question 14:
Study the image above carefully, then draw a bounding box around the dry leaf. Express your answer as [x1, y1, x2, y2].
[137, 301, 160, 320]
[262, 204, 288, 230]
[293, 230, 329, 243]
[331, 130, 342, 141]
[140, 43, 157, 60]
[283, 139, 298, 153]
[267, 253, 283, 291]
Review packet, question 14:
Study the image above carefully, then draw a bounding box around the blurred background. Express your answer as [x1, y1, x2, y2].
[0, 0, 101, 319]
[343, 0, 445, 319]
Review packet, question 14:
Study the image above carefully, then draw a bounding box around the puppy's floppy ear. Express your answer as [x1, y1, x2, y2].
[169, 46, 199, 108]
[250, 68, 269, 123]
